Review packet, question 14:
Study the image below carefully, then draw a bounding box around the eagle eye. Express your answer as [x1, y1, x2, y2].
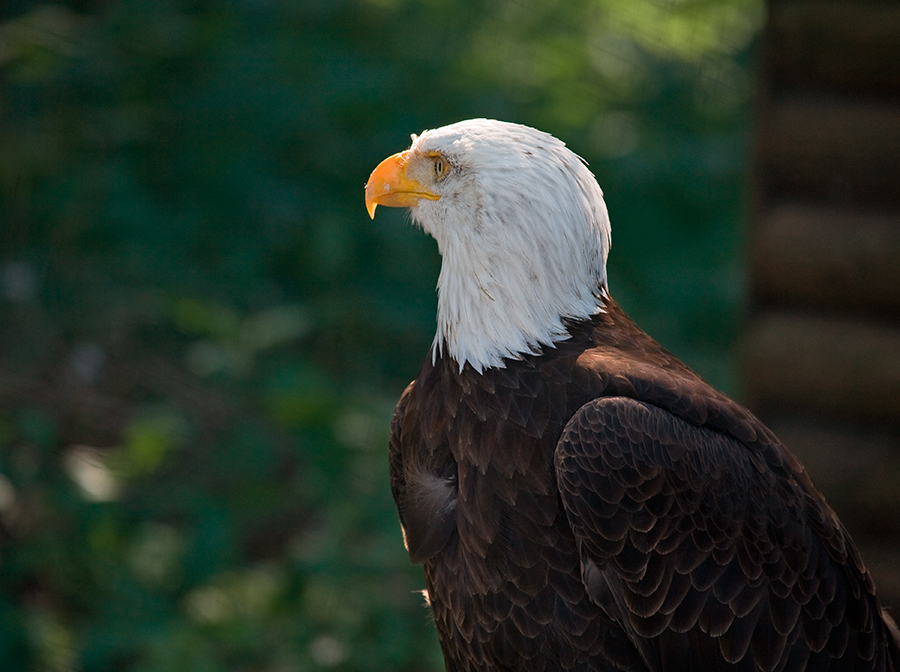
[433, 156, 447, 179]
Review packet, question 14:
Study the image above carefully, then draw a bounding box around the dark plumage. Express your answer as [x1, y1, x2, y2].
[391, 303, 898, 671]
[367, 119, 900, 671]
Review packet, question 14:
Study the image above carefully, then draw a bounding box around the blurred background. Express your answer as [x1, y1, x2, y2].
[5, 0, 891, 670]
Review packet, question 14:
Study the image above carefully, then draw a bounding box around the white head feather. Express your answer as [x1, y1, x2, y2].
[395, 119, 611, 372]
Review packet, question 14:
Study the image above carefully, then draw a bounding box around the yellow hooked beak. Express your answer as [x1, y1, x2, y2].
[365, 149, 441, 219]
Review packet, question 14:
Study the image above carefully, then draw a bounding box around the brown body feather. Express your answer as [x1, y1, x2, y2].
[389, 298, 899, 672]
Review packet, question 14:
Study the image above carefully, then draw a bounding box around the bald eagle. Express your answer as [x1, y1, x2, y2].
[365, 119, 900, 672]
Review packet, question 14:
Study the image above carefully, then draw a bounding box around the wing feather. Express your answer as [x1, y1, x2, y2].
[555, 396, 894, 671]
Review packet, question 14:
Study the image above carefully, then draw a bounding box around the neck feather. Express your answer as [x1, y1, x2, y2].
[430, 217, 607, 373]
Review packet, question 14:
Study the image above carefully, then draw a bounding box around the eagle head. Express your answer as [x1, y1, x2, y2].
[366, 119, 612, 373]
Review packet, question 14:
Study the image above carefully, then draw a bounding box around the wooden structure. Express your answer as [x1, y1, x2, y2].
[745, 0, 900, 608]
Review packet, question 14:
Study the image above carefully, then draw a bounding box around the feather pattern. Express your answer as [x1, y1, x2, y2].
[390, 304, 900, 671]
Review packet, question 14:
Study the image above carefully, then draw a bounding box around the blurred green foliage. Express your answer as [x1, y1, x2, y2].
[0, 0, 761, 670]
